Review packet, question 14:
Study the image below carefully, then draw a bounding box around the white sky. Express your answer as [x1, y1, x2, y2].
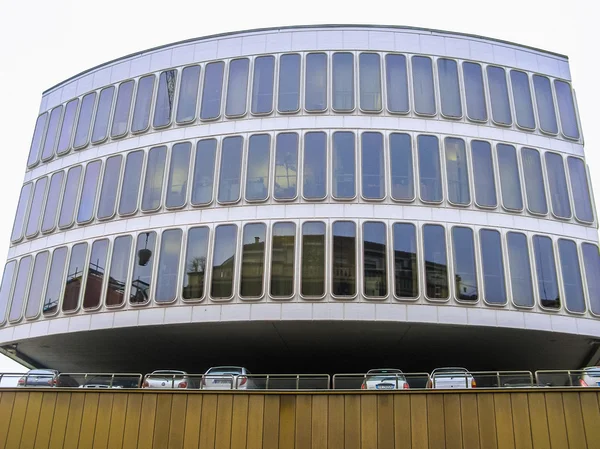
[0, 0, 598, 372]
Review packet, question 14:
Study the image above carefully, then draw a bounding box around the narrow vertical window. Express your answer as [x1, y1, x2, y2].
[41, 106, 63, 161]
[245, 134, 270, 202]
[28, 253, 50, 320]
[43, 247, 67, 315]
[363, 222, 387, 298]
[83, 239, 109, 309]
[182, 227, 209, 301]
[332, 52, 354, 111]
[141, 146, 167, 212]
[62, 242, 88, 312]
[57, 98, 79, 155]
[332, 131, 355, 199]
[389, 133, 414, 201]
[332, 221, 356, 297]
[191, 139, 217, 206]
[567, 157, 594, 223]
[176, 65, 201, 124]
[545, 152, 571, 219]
[166, 142, 191, 208]
[130, 232, 157, 305]
[11, 183, 33, 242]
[554, 80, 580, 139]
[278, 54, 301, 113]
[217, 136, 243, 203]
[0, 261, 16, 324]
[252, 55, 275, 114]
[486, 66, 512, 125]
[118, 150, 144, 215]
[105, 235, 132, 307]
[558, 239, 585, 313]
[271, 222, 296, 298]
[507, 232, 534, 307]
[582, 243, 600, 316]
[73, 92, 97, 149]
[361, 132, 384, 200]
[27, 113, 48, 167]
[393, 223, 418, 298]
[77, 160, 102, 224]
[301, 222, 325, 297]
[452, 227, 478, 301]
[445, 137, 470, 205]
[240, 223, 266, 298]
[8, 256, 32, 322]
[510, 70, 535, 130]
[303, 132, 327, 200]
[274, 133, 298, 200]
[385, 54, 409, 113]
[111, 80, 135, 138]
[156, 229, 182, 303]
[153, 70, 177, 128]
[497, 144, 523, 211]
[471, 141, 496, 208]
[463, 62, 487, 121]
[91, 86, 115, 143]
[418, 135, 442, 203]
[200, 61, 224, 120]
[423, 224, 448, 300]
[533, 75, 558, 134]
[480, 229, 506, 305]
[25, 177, 48, 238]
[359, 53, 382, 112]
[438, 59, 462, 118]
[521, 148, 548, 215]
[533, 235, 560, 309]
[211, 224, 237, 299]
[132, 75, 155, 132]
[305, 53, 328, 112]
[412, 56, 436, 115]
[58, 165, 82, 228]
[97, 155, 123, 219]
[225, 58, 249, 117]
[41, 172, 64, 233]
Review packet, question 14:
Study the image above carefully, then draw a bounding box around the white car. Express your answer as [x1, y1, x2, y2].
[142, 370, 189, 389]
[201, 366, 254, 390]
[579, 366, 600, 387]
[428, 367, 476, 389]
[361, 369, 409, 390]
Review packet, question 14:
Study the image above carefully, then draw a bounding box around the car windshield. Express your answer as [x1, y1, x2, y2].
[27, 370, 55, 375]
[207, 367, 244, 375]
[367, 375, 406, 382]
[584, 368, 600, 377]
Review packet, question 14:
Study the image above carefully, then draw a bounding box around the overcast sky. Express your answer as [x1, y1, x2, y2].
[0, 0, 597, 372]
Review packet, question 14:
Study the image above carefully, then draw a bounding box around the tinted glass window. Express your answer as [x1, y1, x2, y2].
[363, 222, 387, 297]
[141, 146, 167, 211]
[11, 183, 32, 242]
[132, 75, 155, 132]
[182, 227, 209, 300]
[567, 157, 593, 222]
[423, 224, 448, 300]
[274, 133, 298, 200]
[41, 172, 64, 233]
[62, 243, 88, 312]
[218, 136, 243, 203]
[58, 165, 82, 228]
[445, 137, 470, 205]
[43, 247, 67, 315]
[26, 177, 48, 238]
[438, 59, 462, 118]
[332, 221, 356, 297]
[105, 235, 131, 307]
[303, 132, 327, 200]
[361, 132, 384, 199]
[246, 134, 270, 201]
[510, 70, 535, 129]
[412, 56, 435, 115]
[200, 61, 224, 120]
[545, 152, 571, 218]
[278, 54, 301, 112]
[153, 70, 177, 127]
[271, 222, 296, 298]
[118, 150, 144, 215]
[301, 222, 325, 297]
[83, 239, 108, 309]
[77, 160, 102, 224]
[389, 133, 413, 201]
[211, 224, 237, 299]
[393, 223, 418, 298]
[305, 53, 327, 111]
[533, 235, 560, 309]
[582, 243, 600, 316]
[507, 232, 534, 307]
[166, 142, 191, 208]
[191, 139, 216, 205]
[73, 92, 96, 148]
[558, 239, 585, 313]
[111, 80, 134, 137]
[27, 113, 48, 167]
[463, 62, 487, 121]
[28, 254, 50, 322]
[130, 232, 156, 304]
[97, 155, 122, 219]
[156, 229, 182, 303]
[332, 132, 355, 199]
[57, 99, 79, 154]
[521, 148, 547, 214]
[554, 80, 580, 139]
[176, 66, 201, 123]
[452, 227, 478, 301]
[0, 261, 16, 324]
[226, 58, 249, 117]
[252, 56, 275, 114]
[91, 86, 115, 143]
[479, 229, 506, 305]
[471, 141, 496, 208]
[418, 135, 442, 202]
[240, 223, 266, 298]
[9, 256, 32, 322]
[497, 144, 523, 211]
[385, 54, 409, 113]
[533, 75, 558, 134]
[359, 53, 381, 112]
[41, 106, 62, 161]
[486, 66, 512, 125]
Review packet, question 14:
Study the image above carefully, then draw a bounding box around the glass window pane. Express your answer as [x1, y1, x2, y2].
[218, 136, 243, 203]
[226, 58, 249, 117]
[412, 56, 436, 115]
[463, 62, 487, 121]
[58, 166, 82, 228]
[497, 144, 523, 211]
[393, 223, 418, 298]
[471, 141, 496, 208]
[240, 223, 266, 298]
[141, 146, 167, 211]
[385, 54, 409, 113]
[303, 132, 327, 200]
[278, 54, 301, 112]
[445, 137, 470, 205]
[332, 131, 355, 199]
[0, 261, 16, 324]
[361, 132, 384, 200]
[521, 148, 548, 214]
[332, 52, 354, 111]
[77, 160, 102, 224]
[27, 113, 48, 167]
[363, 222, 387, 297]
[274, 133, 298, 200]
[558, 239, 585, 313]
[111, 80, 134, 138]
[271, 222, 296, 298]
[423, 224, 448, 300]
[105, 235, 132, 307]
[41, 106, 62, 161]
[582, 243, 600, 316]
[200, 61, 224, 120]
[486, 66, 512, 125]
[418, 135, 442, 202]
[132, 75, 155, 132]
[153, 70, 177, 127]
[191, 139, 216, 206]
[211, 224, 237, 299]
[359, 53, 381, 112]
[176, 66, 201, 123]
[26, 177, 48, 238]
[554, 80, 580, 139]
[389, 133, 413, 201]
[118, 150, 144, 215]
[533, 235, 560, 309]
[480, 229, 506, 305]
[245, 134, 270, 202]
[182, 227, 209, 300]
[305, 53, 328, 112]
[73, 92, 96, 148]
[57, 99, 79, 155]
[41, 172, 64, 233]
[510, 70, 535, 129]
[166, 142, 191, 208]
[533, 75, 558, 134]
[251, 55, 275, 114]
[130, 232, 156, 305]
[91, 86, 115, 143]
[62, 242, 88, 312]
[545, 152, 571, 219]
[156, 229, 182, 303]
[567, 157, 593, 222]
[438, 59, 462, 118]
[97, 155, 122, 219]
[452, 227, 478, 301]
[11, 183, 32, 242]
[301, 222, 325, 297]
[83, 239, 109, 309]
[332, 221, 356, 297]
[43, 247, 67, 315]
[507, 232, 534, 307]
[9, 256, 32, 322]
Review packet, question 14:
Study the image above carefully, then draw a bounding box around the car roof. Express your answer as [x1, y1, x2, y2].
[206, 366, 247, 371]
[366, 368, 403, 374]
[27, 369, 58, 374]
[150, 370, 187, 374]
[431, 367, 470, 373]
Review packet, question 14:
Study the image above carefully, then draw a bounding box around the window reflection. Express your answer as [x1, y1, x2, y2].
[554, 80, 580, 139]
[25, 177, 48, 238]
[423, 224, 448, 300]
[41, 106, 62, 161]
[77, 160, 102, 224]
[240, 223, 266, 298]
[0, 261, 16, 324]
[463, 62, 487, 121]
[176, 66, 201, 124]
[582, 243, 600, 316]
[301, 222, 325, 297]
[486, 66, 512, 125]
[332, 52, 354, 111]
[74, 92, 97, 149]
[118, 150, 144, 215]
[510, 70, 535, 129]
[141, 146, 167, 211]
[132, 75, 155, 132]
[361, 132, 384, 199]
[58, 166, 82, 228]
[445, 137, 470, 205]
[533, 235, 560, 309]
[389, 133, 413, 201]
[83, 239, 109, 309]
[218, 136, 243, 203]
[497, 144, 523, 211]
[452, 227, 478, 301]
[92, 86, 115, 143]
[480, 229, 506, 305]
[522, 148, 548, 215]
[438, 59, 462, 118]
[62, 243, 88, 312]
[544, 152, 571, 218]
[558, 239, 585, 313]
[182, 227, 209, 300]
[191, 139, 217, 206]
[57, 99, 79, 155]
[274, 133, 298, 200]
[507, 232, 534, 308]
[386, 54, 409, 113]
[303, 132, 327, 200]
[8, 256, 32, 322]
[105, 235, 132, 307]
[471, 141, 496, 208]
[201, 61, 224, 120]
[166, 142, 191, 208]
[97, 155, 122, 219]
[43, 247, 67, 315]
[359, 53, 381, 112]
[27, 113, 47, 167]
[332, 221, 356, 297]
[42, 172, 63, 233]
[226, 59, 249, 117]
[246, 134, 270, 202]
[252, 56, 275, 114]
[156, 229, 182, 303]
[532, 75, 558, 134]
[11, 183, 32, 242]
[130, 232, 156, 305]
[393, 223, 418, 298]
[567, 157, 593, 222]
[412, 56, 435, 115]
[211, 224, 237, 299]
[363, 222, 387, 297]
[27, 256, 47, 323]
[305, 53, 327, 112]
[278, 54, 301, 113]
[153, 70, 177, 128]
[271, 222, 296, 298]
[418, 135, 442, 202]
[332, 132, 355, 199]
[111, 80, 134, 138]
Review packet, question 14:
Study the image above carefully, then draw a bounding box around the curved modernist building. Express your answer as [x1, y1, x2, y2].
[0, 25, 599, 373]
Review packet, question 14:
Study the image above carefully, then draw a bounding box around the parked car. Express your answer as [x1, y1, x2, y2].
[578, 366, 600, 387]
[427, 367, 476, 389]
[17, 369, 59, 388]
[142, 370, 189, 389]
[202, 366, 254, 390]
[361, 369, 410, 390]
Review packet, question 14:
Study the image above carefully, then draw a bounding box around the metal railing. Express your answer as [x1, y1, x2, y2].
[58, 373, 143, 389]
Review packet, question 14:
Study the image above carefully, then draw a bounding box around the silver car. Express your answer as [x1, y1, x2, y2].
[142, 370, 189, 389]
[428, 367, 476, 389]
[17, 369, 58, 388]
[202, 366, 254, 390]
[579, 366, 600, 387]
[361, 369, 410, 390]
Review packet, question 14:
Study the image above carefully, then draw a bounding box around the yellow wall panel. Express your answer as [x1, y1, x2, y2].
[19, 392, 43, 449]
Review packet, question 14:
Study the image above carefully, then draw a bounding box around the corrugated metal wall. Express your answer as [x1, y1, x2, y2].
[0, 389, 599, 449]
